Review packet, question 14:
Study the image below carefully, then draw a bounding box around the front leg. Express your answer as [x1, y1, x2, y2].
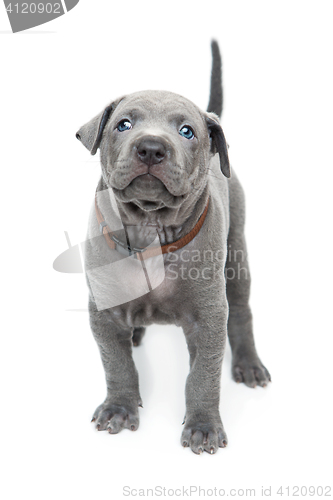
[89, 298, 142, 433]
[181, 298, 228, 454]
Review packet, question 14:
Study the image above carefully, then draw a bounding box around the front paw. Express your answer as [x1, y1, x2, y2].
[181, 416, 228, 454]
[232, 356, 271, 388]
[92, 401, 140, 434]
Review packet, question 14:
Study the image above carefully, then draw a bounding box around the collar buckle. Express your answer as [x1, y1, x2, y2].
[99, 221, 108, 234]
[110, 235, 146, 257]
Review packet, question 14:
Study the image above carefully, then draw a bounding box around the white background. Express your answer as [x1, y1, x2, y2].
[1, 1, 333, 499]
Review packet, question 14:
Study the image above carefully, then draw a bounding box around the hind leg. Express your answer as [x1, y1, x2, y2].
[132, 327, 146, 347]
[226, 175, 271, 387]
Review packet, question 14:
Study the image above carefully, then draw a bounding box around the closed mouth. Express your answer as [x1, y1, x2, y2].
[111, 171, 188, 211]
[135, 199, 165, 211]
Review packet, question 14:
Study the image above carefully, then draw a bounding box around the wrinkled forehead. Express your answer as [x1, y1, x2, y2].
[113, 90, 204, 125]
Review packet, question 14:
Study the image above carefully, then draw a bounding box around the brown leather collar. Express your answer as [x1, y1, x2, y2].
[95, 192, 209, 260]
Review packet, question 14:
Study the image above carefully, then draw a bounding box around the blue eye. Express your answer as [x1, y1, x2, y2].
[179, 125, 194, 140]
[117, 120, 132, 132]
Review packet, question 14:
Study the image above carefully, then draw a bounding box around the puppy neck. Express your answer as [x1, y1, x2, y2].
[97, 177, 209, 247]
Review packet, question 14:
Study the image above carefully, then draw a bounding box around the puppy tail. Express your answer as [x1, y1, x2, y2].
[207, 40, 223, 118]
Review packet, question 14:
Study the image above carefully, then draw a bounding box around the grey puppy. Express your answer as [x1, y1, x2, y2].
[76, 42, 270, 454]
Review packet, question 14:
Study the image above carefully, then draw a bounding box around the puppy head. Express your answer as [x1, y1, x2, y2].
[77, 90, 230, 213]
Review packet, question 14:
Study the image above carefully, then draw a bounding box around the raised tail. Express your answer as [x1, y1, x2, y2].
[207, 40, 223, 118]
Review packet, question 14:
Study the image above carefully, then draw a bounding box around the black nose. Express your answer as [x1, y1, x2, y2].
[137, 139, 166, 166]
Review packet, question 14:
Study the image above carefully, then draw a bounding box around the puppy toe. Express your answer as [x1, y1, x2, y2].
[254, 367, 271, 387]
[233, 366, 244, 383]
[107, 413, 126, 434]
[181, 428, 192, 448]
[95, 409, 114, 431]
[124, 413, 140, 432]
[190, 431, 205, 454]
[203, 431, 219, 454]
[243, 369, 257, 388]
[218, 429, 228, 448]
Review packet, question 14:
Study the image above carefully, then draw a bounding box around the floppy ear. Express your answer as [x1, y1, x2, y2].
[76, 99, 121, 155]
[205, 112, 231, 178]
